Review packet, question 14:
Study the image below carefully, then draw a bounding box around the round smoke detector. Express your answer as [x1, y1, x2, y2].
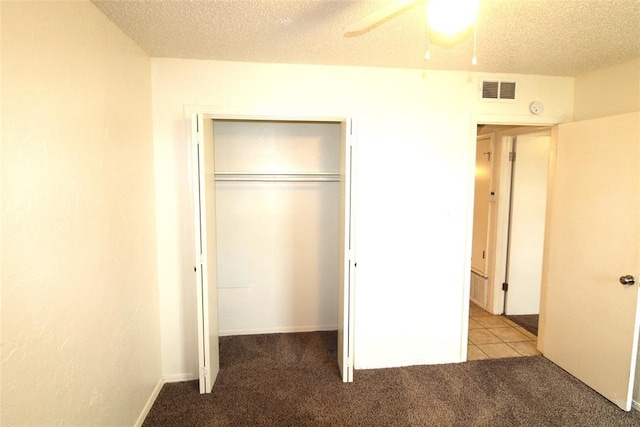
[529, 101, 544, 115]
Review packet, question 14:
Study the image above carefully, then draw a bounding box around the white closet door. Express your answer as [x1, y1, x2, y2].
[192, 113, 220, 393]
[337, 118, 355, 382]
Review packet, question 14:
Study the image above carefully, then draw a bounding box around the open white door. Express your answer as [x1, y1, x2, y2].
[505, 133, 550, 315]
[542, 112, 640, 410]
[192, 113, 220, 393]
[470, 135, 492, 278]
[337, 118, 355, 382]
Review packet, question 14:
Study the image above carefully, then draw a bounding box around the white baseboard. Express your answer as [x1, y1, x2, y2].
[632, 399, 640, 412]
[134, 378, 164, 427]
[219, 324, 338, 337]
[163, 372, 198, 383]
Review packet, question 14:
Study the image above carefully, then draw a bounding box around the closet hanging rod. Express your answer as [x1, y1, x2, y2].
[214, 172, 340, 182]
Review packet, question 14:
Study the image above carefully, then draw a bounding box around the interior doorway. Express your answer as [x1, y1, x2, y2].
[468, 124, 552, 360]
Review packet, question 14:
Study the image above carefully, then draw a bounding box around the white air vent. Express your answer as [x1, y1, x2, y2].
[481, 80, 517, 100]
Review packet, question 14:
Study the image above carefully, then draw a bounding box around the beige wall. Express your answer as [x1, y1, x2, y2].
[573, 58, 640, 121]
[151, 57, 574, 377]
[1, 2, 161, 425]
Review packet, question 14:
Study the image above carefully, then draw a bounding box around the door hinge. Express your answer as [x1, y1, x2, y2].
[349, 118, 354, 136]
[502, 282, 509, 291]
[201, 366, 209, 379]
[482, 250, 486, 259]
[509, 152, 516, 161]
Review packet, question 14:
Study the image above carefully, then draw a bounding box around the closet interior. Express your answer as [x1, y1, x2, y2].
[211, 119, 341, 336]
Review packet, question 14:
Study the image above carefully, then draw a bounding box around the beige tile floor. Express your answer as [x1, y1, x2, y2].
[468, 302, 540, 360]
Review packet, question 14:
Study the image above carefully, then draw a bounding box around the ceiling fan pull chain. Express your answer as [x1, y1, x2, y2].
[425, 30, 431, 60]
[471, 19, 478, 65]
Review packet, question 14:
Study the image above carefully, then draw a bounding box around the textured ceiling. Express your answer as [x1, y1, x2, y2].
[92, 0, 640, 76]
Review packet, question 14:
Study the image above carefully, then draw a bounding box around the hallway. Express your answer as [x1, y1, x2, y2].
[468, 303, 540, 360]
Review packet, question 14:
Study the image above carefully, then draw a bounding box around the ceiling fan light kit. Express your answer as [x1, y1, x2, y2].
[346, 0, 480, 65]
[426, 0, 479, 65]
[426, 0, 479, 37]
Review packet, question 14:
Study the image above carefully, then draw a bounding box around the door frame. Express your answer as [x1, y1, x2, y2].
[187, 107, 357, 383]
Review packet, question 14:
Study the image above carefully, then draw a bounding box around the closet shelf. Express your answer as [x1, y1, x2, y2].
[214, 172, 340, 182]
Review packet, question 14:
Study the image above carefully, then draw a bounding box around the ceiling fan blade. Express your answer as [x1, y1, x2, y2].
[344, 0, 420, 36]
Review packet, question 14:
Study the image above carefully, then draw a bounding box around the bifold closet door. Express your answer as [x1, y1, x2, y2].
[192, 113, 220, 394]
[337, 119, 355, 383]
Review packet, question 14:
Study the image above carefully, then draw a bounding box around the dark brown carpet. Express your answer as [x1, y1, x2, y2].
[505, 314, 539, 336]
[144, 331, 640, 426]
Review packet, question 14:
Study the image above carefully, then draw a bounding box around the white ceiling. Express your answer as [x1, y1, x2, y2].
[93, 0, 640, 77]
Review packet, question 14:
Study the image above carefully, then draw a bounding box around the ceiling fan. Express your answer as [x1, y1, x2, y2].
[344, 0, 420, 36]
[345, 0, 480, 63]
[345, 0, 479, 38]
